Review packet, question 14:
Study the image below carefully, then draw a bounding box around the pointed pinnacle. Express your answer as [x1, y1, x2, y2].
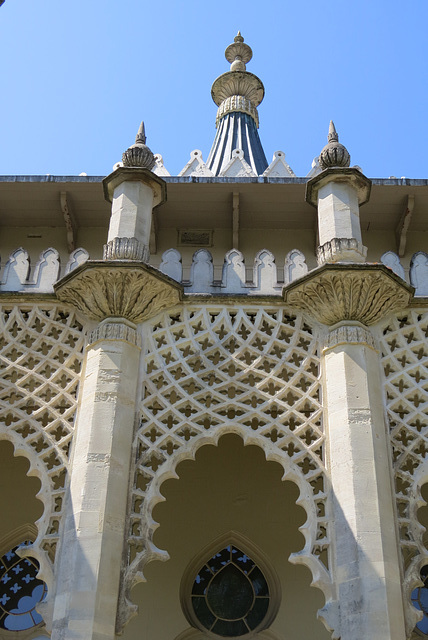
[328, 120, 339, 143]
[135, 121, 147, 145]
[234, 31, 244, 42]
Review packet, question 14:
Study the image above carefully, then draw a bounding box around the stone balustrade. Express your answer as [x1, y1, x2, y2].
[0, 245, 427, 296]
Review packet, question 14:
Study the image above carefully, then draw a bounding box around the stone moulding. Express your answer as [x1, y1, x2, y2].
[324, 323, 377, 351]
[88, 320, 141, 348]
[305, 166, 372, 208]
[54, 261, 183, 323]
[102, 166, 167, 208]
[317, 238, 367, 265]
[103, 237, 149, 262]
[283, 263, 413, 326]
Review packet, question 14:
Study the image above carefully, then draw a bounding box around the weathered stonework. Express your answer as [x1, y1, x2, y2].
[324, 322, 376, 351]
[54, 261, 183, 323]
[283, 263, 413, 326]
[317, 238, 367, 265]
[88, 319, 141, 348]
[306, 167, 372, 209]
[103, 237, 149, 262]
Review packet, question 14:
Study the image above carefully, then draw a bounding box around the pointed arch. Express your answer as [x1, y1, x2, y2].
[119, 305, 332, 634]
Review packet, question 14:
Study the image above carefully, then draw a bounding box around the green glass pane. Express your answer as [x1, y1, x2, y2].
[192, 596, 216, 629]
[207, 564, 253, 620]
[245, 597, 269, 630]
[249, 566, 269, 596]
[212, 618, 248, 637]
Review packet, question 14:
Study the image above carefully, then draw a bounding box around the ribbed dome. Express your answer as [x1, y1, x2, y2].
[319, 121, 350, 169]
[207, 33, 268, 176]
[122, 121, 156, 170]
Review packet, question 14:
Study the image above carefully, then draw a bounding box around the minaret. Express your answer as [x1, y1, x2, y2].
[206, 32, 268, 176]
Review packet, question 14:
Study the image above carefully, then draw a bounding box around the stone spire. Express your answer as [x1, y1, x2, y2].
[319, 120, 351, 170]
[206, 33, 268, 176]
[122, 121, 156, 170]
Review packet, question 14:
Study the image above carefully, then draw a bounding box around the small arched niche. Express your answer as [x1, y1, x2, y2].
[0, 440, 47, 638]
[123, 434, 329, 640]
[0, 441, 43, 544]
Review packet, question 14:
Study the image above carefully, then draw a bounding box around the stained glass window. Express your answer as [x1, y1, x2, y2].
[412, 566, 428, 636]
[191, 545, 270, 637]
[0, 542, 47, 631]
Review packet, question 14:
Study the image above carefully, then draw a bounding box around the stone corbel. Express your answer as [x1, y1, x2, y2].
[60, 191, 77, 253]
[283, 263, 413, 326]
[54, 261, 183, 323]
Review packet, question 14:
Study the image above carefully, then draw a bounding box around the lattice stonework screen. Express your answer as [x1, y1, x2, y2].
[0, 305, 84, 563]
[126, 306, 328, 599]
[380, 310, 428, 596]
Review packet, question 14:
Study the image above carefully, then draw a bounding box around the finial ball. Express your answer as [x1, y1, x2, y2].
[319, 121, 351, 169]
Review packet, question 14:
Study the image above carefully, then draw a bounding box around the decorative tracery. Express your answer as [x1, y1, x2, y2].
[120, 306, 331, 631]
[380, 310, 428, 634]
[0, 306, 84, 568]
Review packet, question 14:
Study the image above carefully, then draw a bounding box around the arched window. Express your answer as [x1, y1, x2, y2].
[181, 534, 280, 638]
[0, 541, 47, 632]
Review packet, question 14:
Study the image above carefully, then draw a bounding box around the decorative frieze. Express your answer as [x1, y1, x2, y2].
[283, 263, 413, 326]
[103, 237, 149, 262]
[54, 261, 183, 323]
[317, 238, 367, 265]
[324, 323, 376, 351]
[215, 95, 259, 128]
[88, 320, 141, 348]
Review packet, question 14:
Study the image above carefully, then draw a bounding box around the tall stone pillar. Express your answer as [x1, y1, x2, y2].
[284, 124, 414, 639]
[49, 319, 141, 640]
[50, 126, 182, 640]
[284, 266, 412, 639]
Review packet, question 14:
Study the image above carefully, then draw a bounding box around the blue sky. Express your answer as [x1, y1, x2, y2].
[1, 0, 427, 178]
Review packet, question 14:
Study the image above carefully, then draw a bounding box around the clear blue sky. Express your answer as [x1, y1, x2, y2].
[1, 0, 427, 178]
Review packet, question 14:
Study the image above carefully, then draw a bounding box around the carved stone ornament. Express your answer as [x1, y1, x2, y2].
[319, 121, 350, 170]
[324, 322, 377, 351]
[103, 237, 149, 262]
[103, 167, 166, 208]
[88, 320, 141, 348]
[122, 121, 156, 170]
[306, 167, 372, 208]
[216, 95, 259, 128]
[283, 263, 413, 326]
[54, 261, 183, 323]
[211, 71, 265, 108]
[317, 238, 368, 265]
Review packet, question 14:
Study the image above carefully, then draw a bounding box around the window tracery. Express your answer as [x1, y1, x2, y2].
[0, 541, 46, 632]
[120, 306, 331, 632]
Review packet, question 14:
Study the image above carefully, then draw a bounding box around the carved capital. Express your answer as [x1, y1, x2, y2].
[306, 167, 372, 208]
[103, 237, 149, 262]
[283, 263, 413, 326]
[103, 167, 166, 207]
[88, 320, 141, 348]
[324, 322, 376, 351]
[317, 238, 367, 265]
[54, 261, 183, 323]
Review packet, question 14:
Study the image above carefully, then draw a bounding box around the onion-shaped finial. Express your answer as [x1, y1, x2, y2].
[319, 121, 351, 169]
[225, 31, 253, 72]
[122, 121, 156, 170]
